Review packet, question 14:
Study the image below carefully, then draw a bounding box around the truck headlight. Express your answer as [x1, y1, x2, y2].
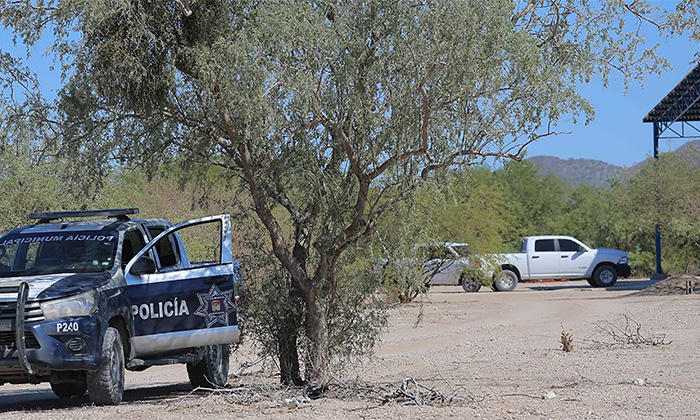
[618, 256, 628, 265]
[40, 291, 97, 321]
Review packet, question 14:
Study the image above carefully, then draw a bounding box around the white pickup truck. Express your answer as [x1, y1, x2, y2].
[491, 236, 631, 291]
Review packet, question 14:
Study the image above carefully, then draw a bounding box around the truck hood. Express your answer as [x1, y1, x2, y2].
[0, 271, 112, 301]
[594, 248, 628, 259]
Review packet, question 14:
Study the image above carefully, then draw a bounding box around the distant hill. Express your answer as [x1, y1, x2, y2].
[528, 140, 700, 187]
[626, 139, 700, 175]
[527, 156, 623, 188]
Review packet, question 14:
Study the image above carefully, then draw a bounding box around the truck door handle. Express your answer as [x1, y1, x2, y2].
[532, 256, 540, 259]
[203, 276, 229, 285]
[561, 255, 569, 258]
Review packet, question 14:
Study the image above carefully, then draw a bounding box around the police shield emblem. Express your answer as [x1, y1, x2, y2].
[194, 285, 236, 328]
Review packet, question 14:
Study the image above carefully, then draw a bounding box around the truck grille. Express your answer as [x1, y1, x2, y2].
[0, 301, 45, 323]
[0, 331, 40, 349]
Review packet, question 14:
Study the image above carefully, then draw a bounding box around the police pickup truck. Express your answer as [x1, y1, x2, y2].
[0, 208, 242, 405]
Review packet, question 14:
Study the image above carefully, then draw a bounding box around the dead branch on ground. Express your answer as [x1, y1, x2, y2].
[164, 375, 481, 411]
[588, 313, 671, 348]
[327, 376, 481, 406]
[163, 384, 298, 411]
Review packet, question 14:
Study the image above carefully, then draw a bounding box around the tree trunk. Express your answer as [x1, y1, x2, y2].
[303, 291, 330, 383]
[280, 228, 312, 386]
[278, 279, 305, 386]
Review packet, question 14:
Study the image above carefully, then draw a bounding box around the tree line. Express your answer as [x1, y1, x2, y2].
[389, 147, 700, 278]
[3, 141, 699, 286]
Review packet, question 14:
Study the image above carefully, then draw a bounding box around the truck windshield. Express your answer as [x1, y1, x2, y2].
[451, 245, 470, 257]
[0, 232, 118, 277]
[518, 239, 527, 253]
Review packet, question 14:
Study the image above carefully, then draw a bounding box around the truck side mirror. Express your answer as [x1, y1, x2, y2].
[130, 256, 156, 275]
[578, 246, 587, 253]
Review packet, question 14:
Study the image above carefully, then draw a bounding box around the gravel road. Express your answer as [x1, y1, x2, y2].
[2, 278, 699, 419]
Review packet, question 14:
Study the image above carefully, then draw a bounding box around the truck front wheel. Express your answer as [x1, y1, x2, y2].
[87, 327, 125, 405]
[493, 269, 518, 291]
[187, 344, 230, 389]
[593, 264, 618, 287]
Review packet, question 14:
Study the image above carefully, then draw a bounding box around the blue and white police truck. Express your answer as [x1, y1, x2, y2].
[0, 208, 242, 405]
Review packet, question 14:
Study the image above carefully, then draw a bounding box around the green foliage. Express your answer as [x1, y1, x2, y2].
[371, 196, 432, 303]
[326, 248, 389, 367]
[628, 251, 656, 278]
[460, 259, 494, 289]
[239, 214, 388, 378]
[494, 161, 568, 250]
[420, 170, 508, 254]
[0, 146, 75, 232]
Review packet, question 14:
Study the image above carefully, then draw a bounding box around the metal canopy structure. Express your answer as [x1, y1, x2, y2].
[644, 62, 700, 276]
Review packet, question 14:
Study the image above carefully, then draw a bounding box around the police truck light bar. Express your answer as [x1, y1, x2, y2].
[28, 208, 140, 223]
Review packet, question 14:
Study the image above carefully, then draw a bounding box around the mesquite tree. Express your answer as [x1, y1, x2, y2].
[0, 0, 674, 382]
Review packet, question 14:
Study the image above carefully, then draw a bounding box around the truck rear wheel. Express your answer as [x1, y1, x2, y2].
[493, 269, 518, 291]
[593, 264, 618, 287]
[460, 273, 482, 292]
[187, 344, 230, 389]
[50, 380, 87, 398]
[87, 327, 125, 405]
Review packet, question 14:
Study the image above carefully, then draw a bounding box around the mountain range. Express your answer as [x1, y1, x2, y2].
[527, 140, 700, 188]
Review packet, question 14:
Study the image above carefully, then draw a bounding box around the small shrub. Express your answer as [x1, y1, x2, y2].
[560, 327, 574, 352]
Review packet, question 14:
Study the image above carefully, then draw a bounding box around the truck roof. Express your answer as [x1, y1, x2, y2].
[2, 218, 173, 236]
[522, 235, 576, 240]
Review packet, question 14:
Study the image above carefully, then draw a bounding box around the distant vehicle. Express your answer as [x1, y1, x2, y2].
[492, 236, 631, 290]
[0, 208, 242, 405]
[416, 243, 484, 292]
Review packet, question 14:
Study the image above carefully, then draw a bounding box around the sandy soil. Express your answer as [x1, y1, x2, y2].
[2, 277, 700, 419]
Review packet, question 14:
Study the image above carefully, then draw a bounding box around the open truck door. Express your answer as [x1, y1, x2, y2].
[124, 215, 240, 356]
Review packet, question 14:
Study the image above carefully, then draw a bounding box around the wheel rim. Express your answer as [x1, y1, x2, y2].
[462, 276, 479, 291]
[600, 269, 614, 285]
[497, 273, 513, 289]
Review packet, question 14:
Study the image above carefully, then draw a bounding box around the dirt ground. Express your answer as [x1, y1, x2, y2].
[2, 278, 700, 419]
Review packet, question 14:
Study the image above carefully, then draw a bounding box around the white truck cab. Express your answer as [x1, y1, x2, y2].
[493, 236, 631, 290]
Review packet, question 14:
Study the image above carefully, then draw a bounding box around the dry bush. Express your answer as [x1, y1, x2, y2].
[560, 327, 574, 352]
[164, 376, 477, 411]
[326, 376, 479, 407]
[589, 313, 671, 348]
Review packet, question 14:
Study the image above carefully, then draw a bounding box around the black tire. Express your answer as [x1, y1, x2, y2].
[460, 273, 482, 292]
[87, 327, 125, 405]
[493, 269, 518, 291]
[50, 380, 87, 398]
[586, 278, 597, 287]
[593, 264, 618, 287]
[187, 344, 230, 389]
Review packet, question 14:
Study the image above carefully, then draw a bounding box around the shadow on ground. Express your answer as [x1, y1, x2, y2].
[525, 278, 661, 292]
[0, 382, 192, 413]
[429, 278, 661, 294]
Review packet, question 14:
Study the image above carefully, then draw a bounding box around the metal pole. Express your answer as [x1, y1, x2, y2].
[653, 122, 663, 276]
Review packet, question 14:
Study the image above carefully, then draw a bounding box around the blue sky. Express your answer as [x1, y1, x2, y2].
[526, 35, 699, 168]
[1, 4, 697, 169]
